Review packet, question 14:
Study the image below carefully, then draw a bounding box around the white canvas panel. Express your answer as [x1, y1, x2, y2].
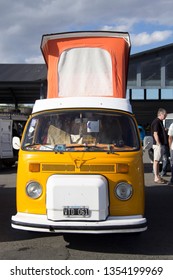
[58, 47, 113, 97]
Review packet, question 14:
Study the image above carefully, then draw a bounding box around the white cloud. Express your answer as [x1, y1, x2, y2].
[25, 55, 44, 64]
[102, 21, 135, 33]
[0, 0, 173, 62]
[131, 30, 173, 46]
[6, 24, 22, 36]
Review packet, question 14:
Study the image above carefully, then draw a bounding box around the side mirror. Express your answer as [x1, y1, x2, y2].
[12, 136, 21, 150]
[143, 136, 153, 150]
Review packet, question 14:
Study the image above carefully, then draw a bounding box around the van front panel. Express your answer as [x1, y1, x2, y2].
[12, 108, 146, 233]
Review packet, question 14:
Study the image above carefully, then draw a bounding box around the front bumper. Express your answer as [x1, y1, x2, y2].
[11, 213, 147, 234]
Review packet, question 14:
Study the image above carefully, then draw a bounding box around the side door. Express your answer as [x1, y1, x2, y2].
[0, 119, 13, 158]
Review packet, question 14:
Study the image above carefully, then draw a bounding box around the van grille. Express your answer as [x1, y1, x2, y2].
[42, 164, 115, 172]
[42, 164, 75, 172]
[80, 165, 115, 172]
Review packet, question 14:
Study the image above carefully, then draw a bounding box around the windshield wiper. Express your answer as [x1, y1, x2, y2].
[53, 143, 119, 153]
[54, 144, 89, 153]
[65, 144, 107, 152]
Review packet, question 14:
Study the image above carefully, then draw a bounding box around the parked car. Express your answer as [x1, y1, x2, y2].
[138, 125, 146, 144]
[163, 113, 173, 129]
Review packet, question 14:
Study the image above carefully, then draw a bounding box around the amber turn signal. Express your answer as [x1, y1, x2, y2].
[116, 163, 129, 173]
[29, 163, 40, 172]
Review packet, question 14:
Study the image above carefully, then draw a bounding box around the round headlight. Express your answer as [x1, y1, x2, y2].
[26, 181, 42, 199]
[115, 182, 132, 200]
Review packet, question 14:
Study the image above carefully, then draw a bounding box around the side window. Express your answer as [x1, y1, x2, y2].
[24, 118, 38, 145]
[120, 116, 138, 147]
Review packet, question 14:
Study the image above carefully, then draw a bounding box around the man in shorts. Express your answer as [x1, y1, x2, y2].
[168, 123, 173, 185]
[151, 108, 168, 184]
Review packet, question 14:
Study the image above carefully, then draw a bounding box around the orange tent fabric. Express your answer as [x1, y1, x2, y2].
[41, 32, 131, 99]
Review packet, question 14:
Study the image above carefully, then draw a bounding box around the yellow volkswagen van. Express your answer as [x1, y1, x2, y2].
[11, 31, 147, 233]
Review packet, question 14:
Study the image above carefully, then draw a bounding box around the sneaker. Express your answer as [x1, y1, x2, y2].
[167, 181, 173, 186]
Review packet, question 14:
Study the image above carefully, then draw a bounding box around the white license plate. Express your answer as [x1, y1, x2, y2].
[63, 207, 89, 217]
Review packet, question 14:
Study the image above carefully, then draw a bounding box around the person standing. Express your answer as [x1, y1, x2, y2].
[151, 108, 168, 184]
[160, 136, 169, 177]
[168, 122, 173, 185]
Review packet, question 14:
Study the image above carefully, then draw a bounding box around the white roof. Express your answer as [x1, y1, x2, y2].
[41, 31, 130, 49]
[32, 97, 132, 114]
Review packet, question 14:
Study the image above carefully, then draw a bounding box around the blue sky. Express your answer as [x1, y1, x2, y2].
[0, 0, 173, 63]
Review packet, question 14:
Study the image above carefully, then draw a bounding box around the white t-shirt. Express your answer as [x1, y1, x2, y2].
[168, 123, 173, 150]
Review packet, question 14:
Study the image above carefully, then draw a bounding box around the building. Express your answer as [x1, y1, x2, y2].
[0, 43, 173, 125]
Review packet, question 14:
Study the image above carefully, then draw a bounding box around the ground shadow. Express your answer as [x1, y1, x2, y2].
[65, 185, 173, 257]
[0, 186, 50, 242]
[0, 164, 17, 175]
[144, 162, 152, 173]
[1, 168, 173, 257]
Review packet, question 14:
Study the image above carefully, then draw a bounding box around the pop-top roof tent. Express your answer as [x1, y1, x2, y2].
[40, 31, 131, 99]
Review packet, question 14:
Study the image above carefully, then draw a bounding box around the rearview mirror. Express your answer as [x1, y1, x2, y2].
[12, 136, 21, 150]
[143, 136, 153, 150]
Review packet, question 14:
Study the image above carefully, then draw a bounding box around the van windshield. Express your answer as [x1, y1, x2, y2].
[22, 110, 139, 152]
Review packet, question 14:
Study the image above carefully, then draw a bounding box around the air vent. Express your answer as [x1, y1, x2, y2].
[42, 164, 75, 172]
[80, 165, 115, 172]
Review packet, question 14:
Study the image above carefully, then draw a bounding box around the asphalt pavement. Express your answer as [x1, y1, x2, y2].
[0, 153, 173, 259]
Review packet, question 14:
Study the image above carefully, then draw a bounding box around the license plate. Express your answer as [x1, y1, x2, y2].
[63, 207, 89, 217]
